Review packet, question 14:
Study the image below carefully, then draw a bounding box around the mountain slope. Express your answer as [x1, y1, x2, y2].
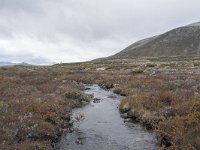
[109, 22, 200, 59]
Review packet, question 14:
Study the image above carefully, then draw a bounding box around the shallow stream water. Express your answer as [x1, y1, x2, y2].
[58, 84, 157, 150]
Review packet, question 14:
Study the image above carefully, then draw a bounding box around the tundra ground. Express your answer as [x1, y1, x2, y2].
[1, 56, 200, 149]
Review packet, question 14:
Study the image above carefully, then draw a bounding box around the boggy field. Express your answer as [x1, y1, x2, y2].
[0, 56, 200, 150]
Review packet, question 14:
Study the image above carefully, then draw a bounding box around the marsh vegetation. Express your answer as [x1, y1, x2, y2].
[0, 56, 200, 149]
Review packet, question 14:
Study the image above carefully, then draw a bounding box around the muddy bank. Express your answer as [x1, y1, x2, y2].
[57, 85, 157, 150]
[119, 108, 172, 147]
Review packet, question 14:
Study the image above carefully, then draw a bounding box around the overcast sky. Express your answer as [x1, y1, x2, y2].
[0, 0, 200, 64]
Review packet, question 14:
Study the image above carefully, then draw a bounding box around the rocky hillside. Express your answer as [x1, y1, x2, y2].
[109, 22, 200, 59]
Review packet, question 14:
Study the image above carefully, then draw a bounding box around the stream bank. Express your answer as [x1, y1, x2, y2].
[57, 84, 157, 150]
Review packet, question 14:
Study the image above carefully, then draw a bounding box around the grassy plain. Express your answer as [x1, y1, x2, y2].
[0, 56, 200, 149]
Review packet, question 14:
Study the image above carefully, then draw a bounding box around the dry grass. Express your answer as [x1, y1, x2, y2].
[0, 56, 200, 149]
[0, 66, 91, 149]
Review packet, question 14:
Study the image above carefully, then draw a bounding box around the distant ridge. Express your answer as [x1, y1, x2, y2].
[0, 62, 17, 67]
[109, 22, 200, 59]
[0, 62, 33, 67]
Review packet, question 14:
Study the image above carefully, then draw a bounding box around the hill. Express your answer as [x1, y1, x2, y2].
[109, 22, 200, 59]
[0, 62, 33, 67]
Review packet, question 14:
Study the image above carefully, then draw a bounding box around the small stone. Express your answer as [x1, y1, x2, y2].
[75, 139, 83, 145]
[121, 113, 128, 119]
[68, 128, 73, 133]
[68, 120, 73, 126]
[93, 97, 101, 103]
[124, 118, 133, 123]
[85, 87, 91, 90]
[81, 101, 88, 105]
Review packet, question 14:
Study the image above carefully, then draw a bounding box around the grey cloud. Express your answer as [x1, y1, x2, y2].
[0, 52, 52, 65]
[0, 0, 44, 14]
[0, 0, 200, 64]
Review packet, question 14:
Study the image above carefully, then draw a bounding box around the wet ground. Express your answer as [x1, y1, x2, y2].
[57, 85, 157, 150]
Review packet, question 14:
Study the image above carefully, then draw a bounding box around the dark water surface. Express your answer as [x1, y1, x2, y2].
[58, 85, 157, 150]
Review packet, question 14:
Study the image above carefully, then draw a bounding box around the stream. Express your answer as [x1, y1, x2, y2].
[57, 84, 157, 150]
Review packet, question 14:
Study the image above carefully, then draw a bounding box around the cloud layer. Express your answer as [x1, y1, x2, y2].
[0, 0, 200, 64]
